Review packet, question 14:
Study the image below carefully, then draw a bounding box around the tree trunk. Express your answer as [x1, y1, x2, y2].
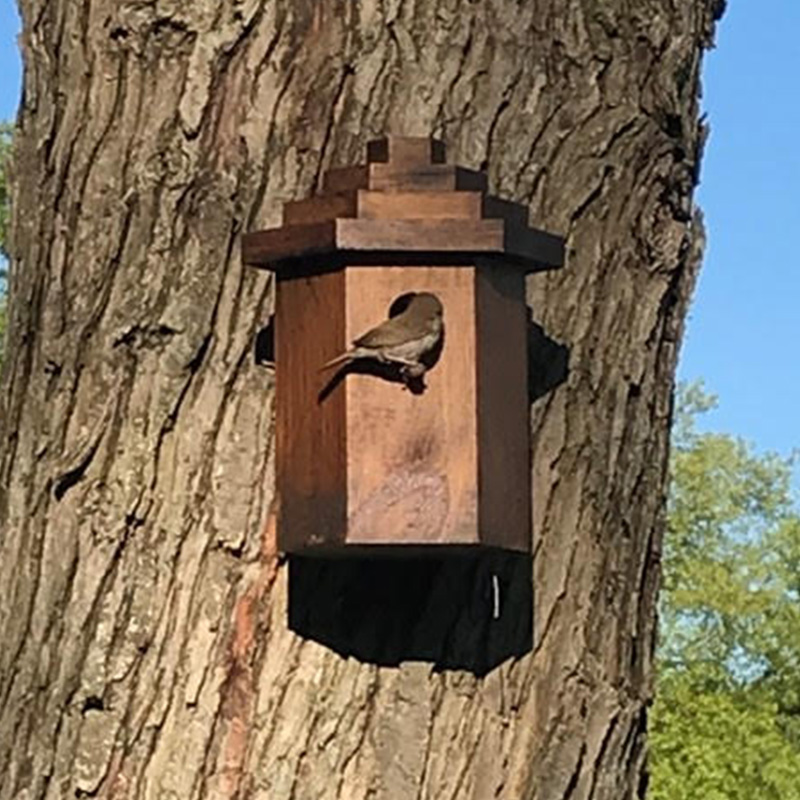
[0, 1, 723, 798]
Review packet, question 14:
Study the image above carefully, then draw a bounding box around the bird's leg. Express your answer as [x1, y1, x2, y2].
[400, 362, 426, 379]
[399, 362, 427, 392]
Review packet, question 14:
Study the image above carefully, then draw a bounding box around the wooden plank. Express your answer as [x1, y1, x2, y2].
[284, 190, 483, 225]
[367, 163, 488, 193]
[322, 163, 487, 194]
[244, 219, 564, 271]
[241, 222, 336, 266]
[283, 192, 358, 226]
[335, 218, 505, 252]
[503, 224, 565, 269]
[323, 165, 370, 193]
[475, 261, 531, 552]
[344, 265, 480, 545]
[366, 136, 447, 167]
[356, 190, 482, 220]
[277, 270, 348, 552]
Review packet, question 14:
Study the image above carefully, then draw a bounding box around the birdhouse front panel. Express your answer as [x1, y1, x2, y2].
[343, 265, 480, 546]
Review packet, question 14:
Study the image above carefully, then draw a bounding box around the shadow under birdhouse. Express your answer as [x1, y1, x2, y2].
[288, 549, 532, 676]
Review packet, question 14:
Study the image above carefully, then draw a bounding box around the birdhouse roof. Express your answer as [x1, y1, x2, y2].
[242, 136, 565, 274]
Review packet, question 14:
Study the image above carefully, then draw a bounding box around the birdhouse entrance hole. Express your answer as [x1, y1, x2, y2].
[389, 292, 422, 316]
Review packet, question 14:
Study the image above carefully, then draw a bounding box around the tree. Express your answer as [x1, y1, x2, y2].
[649, 385, 800, 799]
[0, 121, 11, 259]
[0, 121, 11, 368]
[0, 2, 724, 798]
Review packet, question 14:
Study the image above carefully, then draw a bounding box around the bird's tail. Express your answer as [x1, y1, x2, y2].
[319, 351, 352, 371]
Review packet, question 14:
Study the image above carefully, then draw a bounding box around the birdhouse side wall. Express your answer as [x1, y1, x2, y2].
[476, 261, 531, 552]
[276, 270, 348, 551]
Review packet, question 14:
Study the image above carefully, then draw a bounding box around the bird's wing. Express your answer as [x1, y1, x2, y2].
[353, 317, 414, 348]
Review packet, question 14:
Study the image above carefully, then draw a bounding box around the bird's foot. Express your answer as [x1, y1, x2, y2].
[400, 363, 427, 394]
[400, 362, 426, 380]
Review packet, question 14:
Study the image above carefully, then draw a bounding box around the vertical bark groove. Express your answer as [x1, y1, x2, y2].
[1, 0, 723, 798]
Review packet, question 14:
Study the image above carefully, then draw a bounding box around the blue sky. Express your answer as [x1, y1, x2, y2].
[680, 1, 800, 459]
[0, 2, 18, 120]
[1, 1, 798, 457]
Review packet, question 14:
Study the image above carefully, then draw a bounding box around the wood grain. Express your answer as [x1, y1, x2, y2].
[475, 260, 530, 552]
[281, 190, 483, 226]
[336, 218, 506, 253]
[243, 218, 564, 271]
[322, 165, 371, 194]
[343, 266, 479, 546]
[368, 164, 488, 193]
[357, 191, 482, 220]
[278, 258, 533, 553]
[283, 193, 358, 226]
[322, 163, 488, 194]
[366, 136, 447, 167]
[276, 270, 347, 552]
[242, 222, 336, 265]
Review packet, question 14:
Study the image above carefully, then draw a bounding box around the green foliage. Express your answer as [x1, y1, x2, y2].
[650, 680, 800, 800]
[649, 382, 800, 798]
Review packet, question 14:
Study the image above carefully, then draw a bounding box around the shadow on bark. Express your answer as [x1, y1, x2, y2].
[527, 314, 569, 405]
[255, 319, 275, 365]
[288, 550, 532, 676]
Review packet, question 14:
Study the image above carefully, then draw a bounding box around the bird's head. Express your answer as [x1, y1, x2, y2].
[408, 292, 444, 321]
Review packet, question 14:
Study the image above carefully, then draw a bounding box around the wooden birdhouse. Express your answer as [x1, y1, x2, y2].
[243, 136, 564, 554]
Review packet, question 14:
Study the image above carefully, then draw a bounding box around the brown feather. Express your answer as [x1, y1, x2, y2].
[319, 292, 443, 371]
[319, 352, 353, 371]
[353, 316, 422, 348]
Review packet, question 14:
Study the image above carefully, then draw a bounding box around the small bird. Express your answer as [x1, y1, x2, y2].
[320, 292, 444, 378]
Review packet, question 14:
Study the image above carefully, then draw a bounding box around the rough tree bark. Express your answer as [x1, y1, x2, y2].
[0, 1, 724, 798]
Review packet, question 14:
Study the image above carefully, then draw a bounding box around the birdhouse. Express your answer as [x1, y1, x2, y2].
[243, 136, 564, 554]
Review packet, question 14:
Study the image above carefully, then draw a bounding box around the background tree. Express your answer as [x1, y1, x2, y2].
[649, 384, 800, 799]
[0, 2, 724, 798]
